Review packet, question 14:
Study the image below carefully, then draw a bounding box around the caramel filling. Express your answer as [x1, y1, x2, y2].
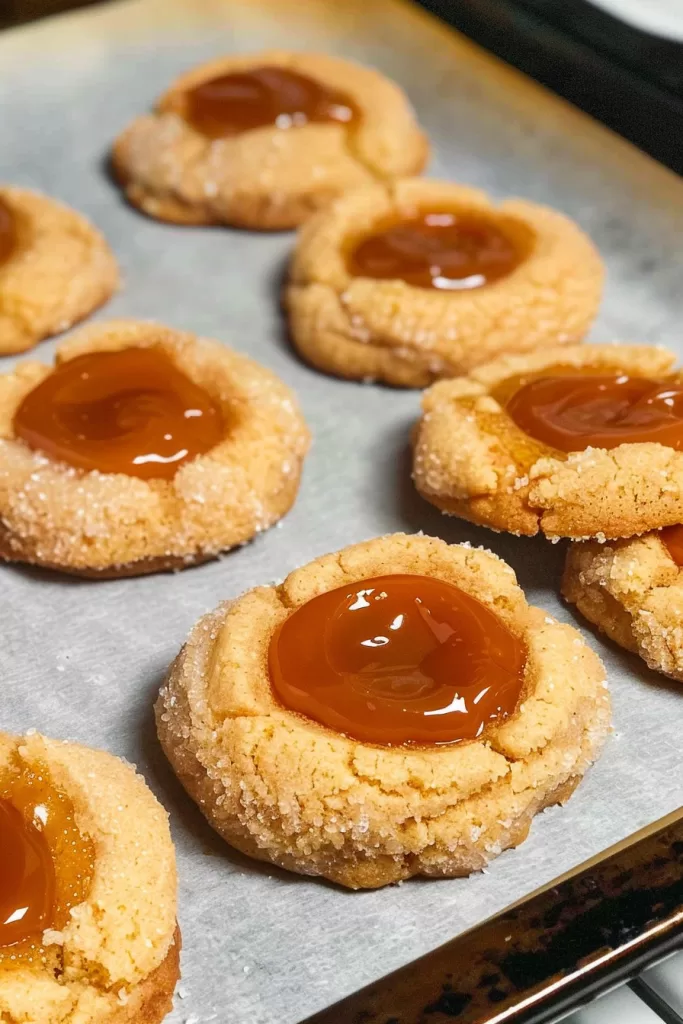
[661, 524, 683, 566]
[0, 197, 17, 267]
[268, 574, 526, 746]
[347, 210, 528, 291]
[0, 760, 94, 969]
[13, 347, 224, 480]
[498, 368, 683, 453]
[185, 65, 357, 139]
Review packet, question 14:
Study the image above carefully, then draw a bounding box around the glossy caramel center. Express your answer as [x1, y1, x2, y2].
[0, 761, 94, 969]
[0, 197, 17, 267]
[661, 525, 683, 566]
[13, 347, 224, 480]
[347, 211, 527, 291]
[185, 65, 357, 139]
[501, 370, 683, 453]
[0, 801, 54, 949]
[269, 574, 526, 746]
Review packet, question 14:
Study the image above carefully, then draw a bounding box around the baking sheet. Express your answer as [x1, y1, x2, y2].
[1, 1, 683, 1021]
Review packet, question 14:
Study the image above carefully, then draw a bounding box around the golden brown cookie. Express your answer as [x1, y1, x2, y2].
[286, 179, 603, 387]
[413, 343, 683, 539]
[0, 730, 178, 1024]
[112, 51, 428, 231]
[563, 528, 683, 681]
[156, 532, 610, 890]
[0, 319, 310, 577]
[0, 186, 119, 355]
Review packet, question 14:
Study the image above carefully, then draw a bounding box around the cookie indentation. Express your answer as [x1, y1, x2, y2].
[0, 197, 17, 267]
[503, 371, 683, 452]
[185, 65, 357, 138]
[269, 573, 526, 746]
[0, 759, 94, 968]
[661, 524, 683, 565]
[347, 209, 530, 291]
[0, 801, 54, 952]
[14, 347, 224, 480]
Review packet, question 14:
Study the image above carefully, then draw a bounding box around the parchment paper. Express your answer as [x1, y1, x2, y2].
[1, 2, 682, 1021]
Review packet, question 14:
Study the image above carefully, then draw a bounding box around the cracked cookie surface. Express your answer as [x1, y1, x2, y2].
[0, 187, 118, 355]
[0, 319, 310, 577]
[563, 532, 683, 681]
[286, 179, 603, 387]
[112, 51, 428, 231]
[0, 731, 178, 1024]
[155, 532, 610, 889]
[413, 343, 683, 539]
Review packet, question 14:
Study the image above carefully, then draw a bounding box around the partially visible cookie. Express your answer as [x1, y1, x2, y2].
[286, 179, 603, 386]
[413, 343, 683, 539]
[0, 319, 310, 577]
[156, 532, 610, 889]
[0, 187, 118, 355]
[112, 51, 428, 230]
[0, 730, 178, 1024]
[563, 528, 683, 681]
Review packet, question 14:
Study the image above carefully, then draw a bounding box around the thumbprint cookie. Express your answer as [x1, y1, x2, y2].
[0, 186, 118, 355]
[286, 179, 603, 386]
[413, 343, 683, 539]
[0, 730, 178, 1024]
[564, 528, 683, 681]
[112, 52, 428, 230]
[0, 319, 309, 576]
[156, 532, 610, 889]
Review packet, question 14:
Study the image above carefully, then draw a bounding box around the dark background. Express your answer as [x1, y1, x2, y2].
[0, 0, 95, 27]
